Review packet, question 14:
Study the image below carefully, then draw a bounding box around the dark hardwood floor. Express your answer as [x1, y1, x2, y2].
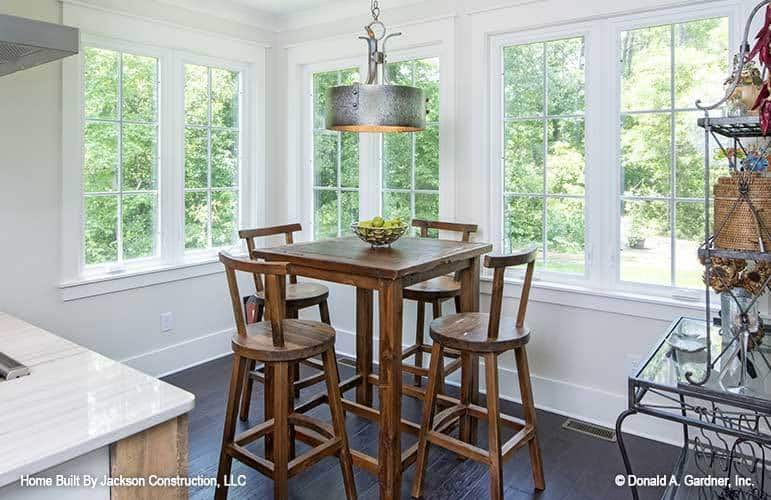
[163, 355, 678, 499]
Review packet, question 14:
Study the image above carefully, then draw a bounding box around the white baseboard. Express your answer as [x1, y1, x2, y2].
[120, 328, 233, 378]
[333, 327, 682, 447]
[120, 325, 682, 447]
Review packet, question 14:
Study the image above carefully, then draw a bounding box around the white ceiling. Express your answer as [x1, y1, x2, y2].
[232, 0, 349, 15]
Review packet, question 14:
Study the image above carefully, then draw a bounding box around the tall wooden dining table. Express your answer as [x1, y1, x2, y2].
[253, 235, 492, 499]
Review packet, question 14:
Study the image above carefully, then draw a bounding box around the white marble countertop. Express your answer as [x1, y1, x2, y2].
[0, 313, 195, 487]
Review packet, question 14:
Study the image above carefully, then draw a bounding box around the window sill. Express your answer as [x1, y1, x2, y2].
[480, 275, 716, 323]
[59, 254, 236, 301]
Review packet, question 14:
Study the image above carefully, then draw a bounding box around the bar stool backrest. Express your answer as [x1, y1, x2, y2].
[239, 223, 302, 292]
[411, 219, 478, 242]
[483, 246, 538, 339]
[219, 251, 291, 348]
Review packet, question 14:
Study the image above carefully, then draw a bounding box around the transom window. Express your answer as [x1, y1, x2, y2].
[82, 47, 159, 267]
[618, 17, 728, 288]
[501, 36, 586, 275]
[184, 64, 241, 251]
[381, 57, 440, 236]
[311, 68, 360, 239]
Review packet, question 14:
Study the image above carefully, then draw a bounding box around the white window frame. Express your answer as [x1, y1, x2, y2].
[607, 4, 742, 299]
[79, 38, 164, 274]
[178, 52, 248, 258]
[61, 32, 263, 300]
[488, 1, 742, 300]
[490, 24, 594, 285]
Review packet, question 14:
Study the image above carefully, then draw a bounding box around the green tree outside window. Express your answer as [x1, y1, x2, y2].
[83, 47, 159, 265]
[619, 18, 727, 288]
[382, 57, 440, 237]
[503, 37, 586, 274]
[183, 64, 241, 251]
[312, 68, 360, 239]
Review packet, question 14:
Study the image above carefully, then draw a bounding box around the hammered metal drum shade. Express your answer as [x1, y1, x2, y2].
[325, 83, 426, 132]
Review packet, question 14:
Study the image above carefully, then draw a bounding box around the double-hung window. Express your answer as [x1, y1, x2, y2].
[83, 47, 159, 267]
[72, 40, 250, 284]
[381, 57, 440, 235]
[500, 36, 586, 275]
[311, 68, 360, 239]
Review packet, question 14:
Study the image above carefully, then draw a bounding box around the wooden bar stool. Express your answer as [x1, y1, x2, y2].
[401, 219, 478, 392]
[411, 247, 545, 500]
[239, 223, 331, 421]
[216, 252, 356, 500]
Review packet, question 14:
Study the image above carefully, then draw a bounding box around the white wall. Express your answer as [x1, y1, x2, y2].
[0, 0, 273, 377]
[0, 0, 753, 446]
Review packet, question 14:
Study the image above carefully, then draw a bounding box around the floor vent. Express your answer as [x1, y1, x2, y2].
[562, 419, 616, 442]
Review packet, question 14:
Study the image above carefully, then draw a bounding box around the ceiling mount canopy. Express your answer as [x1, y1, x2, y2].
[325, 0, 426, 133]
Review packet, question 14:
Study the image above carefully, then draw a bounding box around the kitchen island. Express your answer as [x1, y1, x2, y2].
[0, 312, 195, 499]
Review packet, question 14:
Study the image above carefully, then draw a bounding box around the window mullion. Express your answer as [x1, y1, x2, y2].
[669, 24, 677, 288]
[206, 67, 213, 249]
[117, 52, 124, 266]
[541, 42, 548, 268]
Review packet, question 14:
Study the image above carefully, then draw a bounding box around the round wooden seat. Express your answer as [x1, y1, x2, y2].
[252, 282, 329, 308]
[403, 275, 461, 300]
[232, 319, 336, 362]
[429, 313, 531, 353]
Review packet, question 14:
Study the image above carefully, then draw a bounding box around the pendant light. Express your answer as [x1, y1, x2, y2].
[325, 0, 426, 133]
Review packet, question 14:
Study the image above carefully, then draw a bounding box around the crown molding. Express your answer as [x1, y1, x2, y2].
[154, 0, 279, 31]
[60, 0, 274, 47]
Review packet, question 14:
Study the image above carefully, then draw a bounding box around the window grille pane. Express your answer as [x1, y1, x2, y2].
[185, 64, 209, 126]
[621, 113, 671, 197]
[546, 118, 584, 196]
[122, 124, 157, 191]
[84, 121, 118, 193]
[546, 198, 584, 274]
[504, 42, 543, 118]
[620, 25, 671, 112]
[123, 193, 157, 259]
[84, 47, 118, 120]
[211, 68, 239, 128]
[122, 53, 157, 122]
[620, 200, 671, 285]
[84, 195, 118, 264]
[504, 120, 544, 194]
[184, 191, 208, 250]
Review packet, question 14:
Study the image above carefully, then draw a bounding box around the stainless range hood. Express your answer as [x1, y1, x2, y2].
[0, 13, 79, 77]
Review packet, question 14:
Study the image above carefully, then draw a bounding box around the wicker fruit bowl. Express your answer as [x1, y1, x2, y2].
[351, 219, 407, 247]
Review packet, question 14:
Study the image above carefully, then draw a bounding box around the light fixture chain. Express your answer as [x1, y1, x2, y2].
[371, 0, 380, 21]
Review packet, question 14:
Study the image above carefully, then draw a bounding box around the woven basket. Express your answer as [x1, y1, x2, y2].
[714, 173, 771, 251]
[351, 222, 407, 247]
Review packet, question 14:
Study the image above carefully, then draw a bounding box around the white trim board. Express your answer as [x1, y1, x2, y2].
[120, 327, 232, 379]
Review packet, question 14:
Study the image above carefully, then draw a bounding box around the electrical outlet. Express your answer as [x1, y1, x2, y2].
[626, 354, 642, 375]
[160, 312, 174, 333]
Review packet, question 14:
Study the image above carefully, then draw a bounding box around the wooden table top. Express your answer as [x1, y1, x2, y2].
[253, 236, 492, 280]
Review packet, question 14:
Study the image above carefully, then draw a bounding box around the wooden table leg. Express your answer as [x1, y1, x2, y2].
[356, 287, 374, 406]
[378, 280, 403, 500]
[459, 257, 481, 445]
